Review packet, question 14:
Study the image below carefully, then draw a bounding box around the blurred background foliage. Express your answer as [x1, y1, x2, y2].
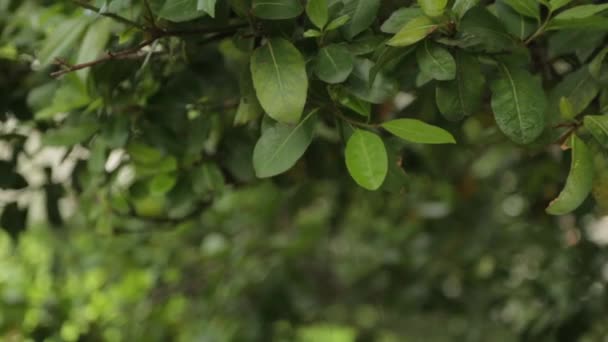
[1, 0, 608, 341]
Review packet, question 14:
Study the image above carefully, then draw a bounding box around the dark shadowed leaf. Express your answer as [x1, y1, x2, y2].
[252, 0, 303, 19]
[458, 7, 517, 52]
[341, 0, 380, 39]
[416, 40, 456, 81]
[490, 63, 546, 144]
[436, 51, 485, 121]
[314, 44, 354, 84]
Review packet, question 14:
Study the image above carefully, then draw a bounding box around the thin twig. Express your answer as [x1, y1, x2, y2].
[71, 0, 146, 31]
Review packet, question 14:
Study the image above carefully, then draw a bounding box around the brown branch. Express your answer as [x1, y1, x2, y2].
[71, 0, 146, 31]
[49, 21, 248, 78]
[50, 38, 156, 78]
[552, 122, 579, 129]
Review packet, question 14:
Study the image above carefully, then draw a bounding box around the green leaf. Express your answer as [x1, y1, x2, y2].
[490, 63, 546, 144]
[252, 0, 303, 19]
[76, 18, 112, 81]
[197, 0, 217, 17]
[452, 0, 480, 18]
[329, 86, 371, 117]
[547, 16, 608, 31]
[35, 76, 91, 119]
[549, 68, 599, 120]
[87, 139, 107, 174]
[589, 46, 608, 82]
[127, 143, 164, 165]
[416, 40, 456, 81]
[42, 123, 99, 146]
[326, 14, 350, 31]
[304, 29, 323, 38]
[496, 0, 537, 40]
[347, 34, 384, 56]
[370, 46, 415, 84]
[550, 0, 574, 11]
[192, 163, 225, 195]
[559, 97, 575, 120]
[38, 17, 89, 67]
[251, 38, 308, 124]
[133, 196, 166, 218]
[144, 156, 179, 176]
[100, 0, 134, 12]
[157, 0, 209, 22]
[382, 119, 456, 144]
[436, 51, 485, 121]
[314, 44, 354, 84]
[306, 0, 328, 29]
[458, 6, 516, 52]
[341, 0, 380, 40]
[553, 4, 608, 20]
[584, 115, 608, 148]
[234, 64, 263, 126]
[297, 324, 356, 342]
[547, 29, 602, 60]
[546, 135, 594, 215]
[345, 59, 397, 104]
[502, 0, 540, 20]
[253, 110, 317, 178]
[416, 70, 434, 87]
[149, 173, 177, 196]
[601, 89, 608, 114]
[379, 138, 408, 193]
[418, 0, 447, 17]
[344, 130, 388, 190]
[380, 8, 422, 34]
[387, 16, 437, 47]
[228, 0, 251, 17]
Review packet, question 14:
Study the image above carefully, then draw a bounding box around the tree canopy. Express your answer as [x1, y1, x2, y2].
[1, 0, 608, 341]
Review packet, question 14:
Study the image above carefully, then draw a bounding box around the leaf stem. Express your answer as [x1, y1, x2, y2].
[555, 122, 582, 147]
[525, 12, 552, 45]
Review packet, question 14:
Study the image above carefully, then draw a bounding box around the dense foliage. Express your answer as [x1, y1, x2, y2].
[1, 0, 608, 340]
